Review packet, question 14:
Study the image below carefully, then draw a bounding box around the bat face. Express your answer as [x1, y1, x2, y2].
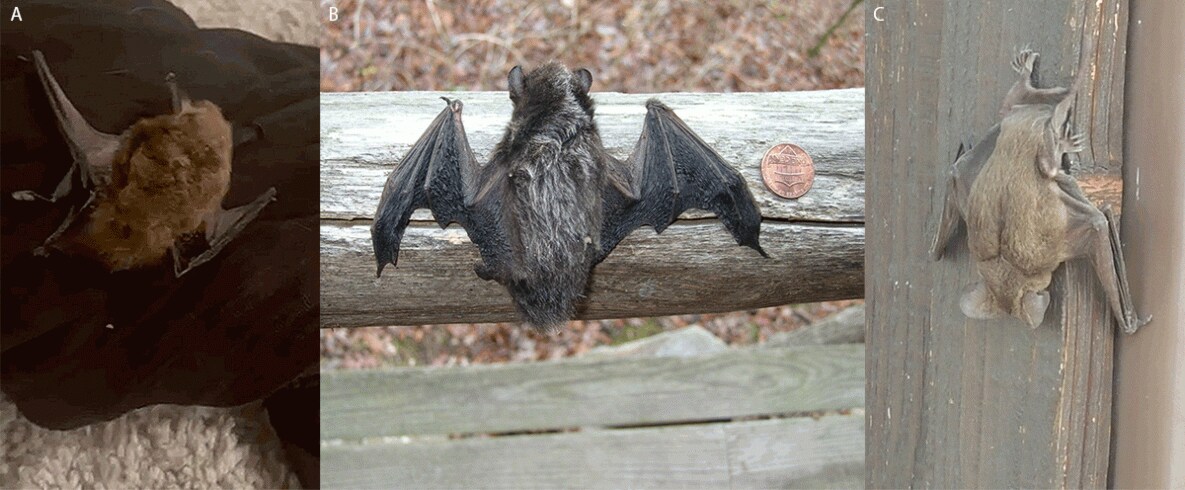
[373, 63, 766, 331]
[931, 47, 1147, 333]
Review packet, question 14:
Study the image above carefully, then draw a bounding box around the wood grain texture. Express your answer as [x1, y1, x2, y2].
[865, 1, 1127, 488]
[321, 344, 863, 439]
[320, 90, 865, 327]
[321, 413, 864, 490]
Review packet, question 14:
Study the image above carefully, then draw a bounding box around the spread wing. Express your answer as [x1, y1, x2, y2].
[597, 99, 766, 264]
[372, 98, 511, 277]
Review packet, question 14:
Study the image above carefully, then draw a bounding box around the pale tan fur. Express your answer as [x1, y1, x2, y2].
[966, 106, 1067, 319]
[75, 100, 232, 271]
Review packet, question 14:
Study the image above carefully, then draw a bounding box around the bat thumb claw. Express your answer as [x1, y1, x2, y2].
[440, 97, 463, 113]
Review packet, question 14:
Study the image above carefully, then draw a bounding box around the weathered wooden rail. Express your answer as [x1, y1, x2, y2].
[321, 90, 865, 327]
[321, 333, 866, 488]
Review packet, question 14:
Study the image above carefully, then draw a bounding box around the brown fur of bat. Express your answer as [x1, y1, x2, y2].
[962, 43, 1091, 326]
[964, 102, 1075, 324]
[50, 99, 233, 271]
[933, 33, 1146, 333]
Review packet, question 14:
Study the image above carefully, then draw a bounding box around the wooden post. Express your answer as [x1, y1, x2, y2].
[865, 1, 1128, 488]
[1111, 1, 1185, 487]
[321, 91, 865, 327]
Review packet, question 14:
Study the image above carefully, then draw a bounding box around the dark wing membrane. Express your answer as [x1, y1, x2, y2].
[929, 127, 999, 260]
[598, 99, 765, 264]
[372, 98, 507, 276]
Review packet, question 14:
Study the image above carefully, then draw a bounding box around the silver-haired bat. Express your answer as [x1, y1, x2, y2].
[373, 62, 767, 330]
[13, 51, 276, 277]
[930, 42, 1147, 333]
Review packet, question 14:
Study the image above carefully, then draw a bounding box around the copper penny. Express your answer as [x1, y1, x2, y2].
[760, 143, 815, 199]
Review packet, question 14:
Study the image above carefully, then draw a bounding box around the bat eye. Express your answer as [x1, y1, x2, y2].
[511, 168, 531, 183]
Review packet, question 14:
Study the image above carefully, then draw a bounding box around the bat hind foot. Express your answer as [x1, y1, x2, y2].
[1012, 47, 1038, 77]
[1121, 312, 1151, 335]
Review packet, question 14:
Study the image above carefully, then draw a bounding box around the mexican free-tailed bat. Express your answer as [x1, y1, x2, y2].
[373, 62, 767, 330]
[13, 50, 276, 277]
[930, 43, 1147, 333]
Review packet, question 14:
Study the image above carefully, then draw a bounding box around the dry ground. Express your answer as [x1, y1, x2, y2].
[320, 0, 866, 367]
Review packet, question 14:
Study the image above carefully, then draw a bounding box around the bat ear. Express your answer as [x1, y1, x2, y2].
[573, 68, 593, 96]
[959, 282, 1003, 320]
[508, 66, 525, 101]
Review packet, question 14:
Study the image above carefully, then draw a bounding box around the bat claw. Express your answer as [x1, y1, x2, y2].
[1012, 47, 1036, 74]
[440, 97, 463, 113]
[1120, 312, 1149, 334]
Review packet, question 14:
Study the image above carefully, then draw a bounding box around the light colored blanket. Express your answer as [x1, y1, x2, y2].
[0, 393, 298, 488]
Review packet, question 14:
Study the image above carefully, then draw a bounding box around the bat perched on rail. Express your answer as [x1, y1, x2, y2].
[12, 51, 276, 277]
[930, 41, 1147, 333]
[373, 62, 767, 330]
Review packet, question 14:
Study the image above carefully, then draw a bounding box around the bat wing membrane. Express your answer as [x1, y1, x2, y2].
[372, 99, 508, 276]
[597, 99, 765, 264]
[930, 127, 1000, 260]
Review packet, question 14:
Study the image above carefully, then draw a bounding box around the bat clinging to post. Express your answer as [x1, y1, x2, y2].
[930, 42, 1147, 333]
[13, 51, 276, 277]
[373, 62, 767, 330]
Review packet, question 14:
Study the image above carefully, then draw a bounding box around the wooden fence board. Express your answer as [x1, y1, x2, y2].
[321, 344, 863, 440]
[321, 413, 864, 489]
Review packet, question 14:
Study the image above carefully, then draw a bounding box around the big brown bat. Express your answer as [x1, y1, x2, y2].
[372, 62, 766, 330]
[930, 42, 1147, 333]
[13, 51, 275, 276]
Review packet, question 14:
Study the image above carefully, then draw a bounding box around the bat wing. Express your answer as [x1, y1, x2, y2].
[372, 98, 510, 277]
[597, 99, 765, 264]
[1054, 174, 1148, 333]
[173, 187, 278, 277]
[11, 51, 121, 205]
[929, 126, 1000, 260]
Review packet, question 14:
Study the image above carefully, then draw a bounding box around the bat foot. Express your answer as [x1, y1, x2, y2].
[1012, 47, 1037, 76]
[1120, 312, 1151, 335]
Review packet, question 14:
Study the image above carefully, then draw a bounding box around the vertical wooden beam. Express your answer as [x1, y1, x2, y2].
[1111, 0, 1185, 487]
[866, 1, 1129, 487]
